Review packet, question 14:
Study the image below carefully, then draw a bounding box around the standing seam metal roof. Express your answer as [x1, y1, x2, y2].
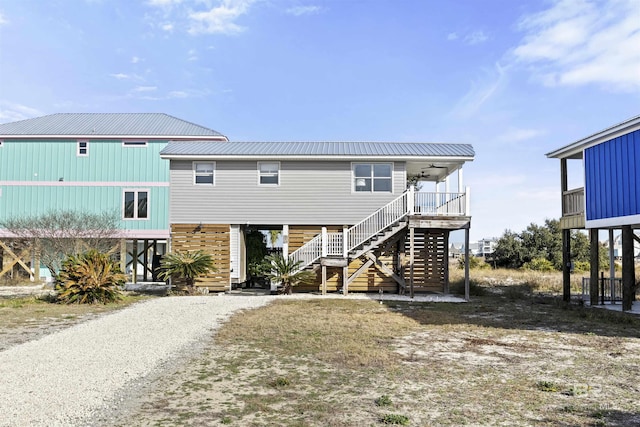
[0, 113, 225, 137]
[160, 141, 475, 157]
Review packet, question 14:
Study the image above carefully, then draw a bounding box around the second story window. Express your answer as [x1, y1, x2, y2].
[123, 190, 148, 219]
[353, 163, 392, 192]
[77, 141, 89, 156]
[122, 140, 148, 147]
[258, 162, 279, 185]
[194, 162, 215, 185]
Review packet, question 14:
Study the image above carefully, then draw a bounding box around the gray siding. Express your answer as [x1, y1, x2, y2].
[169, 160, 406, 225]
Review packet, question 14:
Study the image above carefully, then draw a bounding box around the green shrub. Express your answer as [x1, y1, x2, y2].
[536, 380, 559, 392]
[375, 395, 393, 407]
[458, 256, 489, 270]
[157, 250, 216, 294]
[56, 250, 125, 304]
[380, 413, 410, 425]
[523, 258, 555, 272]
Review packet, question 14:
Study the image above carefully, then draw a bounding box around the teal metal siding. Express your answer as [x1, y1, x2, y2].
[0, 185, 169, 232]
[0, 139, 170, 233]
[584, 129, 640, 222]
[0, 139, 168, 182]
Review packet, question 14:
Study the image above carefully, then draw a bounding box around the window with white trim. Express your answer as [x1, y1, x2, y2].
[122, 140, 148, 147]
[258, 162, 279, 185]
[194, 162, 215, 185]
[77, 141, 88, 156]
[123, 190, 148, 219]
[353, 163, 392, 192]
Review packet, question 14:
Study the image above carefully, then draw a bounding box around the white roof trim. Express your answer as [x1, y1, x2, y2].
[160, 154, 475, 162]
[546, 115, 640, 159]
[0, 135, 229, 141]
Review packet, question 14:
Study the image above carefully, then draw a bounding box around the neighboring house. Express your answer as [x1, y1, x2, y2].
[160, 141, 475, 297]
[547, 115, 639, 310]
[0, 113, 227, 281]
[474, 238, 496, 257]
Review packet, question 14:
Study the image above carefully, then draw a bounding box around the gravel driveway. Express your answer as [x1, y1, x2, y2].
[0, 295, 277, 427]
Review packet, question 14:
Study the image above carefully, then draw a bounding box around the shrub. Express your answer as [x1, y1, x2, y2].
[264, 254, 316, 295]
[458, 256, 489, 270]
[56, 250, 125, 304]
[380, 413, 410, 425]
[523, 258, 555, 272]
[157, 250, 216, 294]
[375, 395, 393, 407]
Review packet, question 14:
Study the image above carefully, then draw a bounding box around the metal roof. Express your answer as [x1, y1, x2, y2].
[160, 141, 475, 158]
[0, 113, 226, 138]
[546, 114, 640, 159]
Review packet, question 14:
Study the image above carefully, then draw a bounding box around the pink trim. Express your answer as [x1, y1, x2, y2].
[0, 181, 169, 187]
[0, 229, 169, 239]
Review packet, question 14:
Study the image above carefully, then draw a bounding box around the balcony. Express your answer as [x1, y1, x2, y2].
[563, 187, 584, 216]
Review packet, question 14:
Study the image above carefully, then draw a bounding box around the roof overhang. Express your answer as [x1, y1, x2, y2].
[160, 154, 473, 162]
[546, 114, 640, 160]
[0, 135, 229, 141]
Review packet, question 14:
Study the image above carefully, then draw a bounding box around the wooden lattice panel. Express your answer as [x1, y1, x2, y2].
[170, 224, 230, 291]
[404, 229, 447, 292]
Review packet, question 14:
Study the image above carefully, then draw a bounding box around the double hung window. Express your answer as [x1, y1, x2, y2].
[353, 163, 392, 192]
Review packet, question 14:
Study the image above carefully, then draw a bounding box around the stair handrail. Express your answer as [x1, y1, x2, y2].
[345, 190, 410, 255]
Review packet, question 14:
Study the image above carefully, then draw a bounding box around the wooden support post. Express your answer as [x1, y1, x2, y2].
[342, 265, 348, 295]
[464, 226, 470, 301]
[609, 229, 615, 303]
[562, 229, 571, 302]
[444, 231, 450, 294]
[132, 239, 138, 284]
[589, 229, 599, 306]
[409, 227, 415, 299]
[621, 226, 635, 311]
[143, 239, 149, 281]
[120, 239, 127, 278]
[321, 265, 327, 295]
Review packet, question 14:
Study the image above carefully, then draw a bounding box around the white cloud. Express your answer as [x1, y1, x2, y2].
[465, 30, 488, 45]
[0, 101, 43, 123]
[286, 5, 322, 16]
[497, 127, 546, 143]
[188, 0, 255, 35]
[161, 22, 174, 31]
[447, 32, 458, 41]
[449, 62, 507, 118]
[0, 11, 7, 26]
[147, 0, 183, 6]
[187, 48, 198, 61]
[513, 0, 640, 92]
[110, 73, 143, 80]
[133, 86, 157, 92]
[131, 56, 141, 64]
[168, 90, 189, 98]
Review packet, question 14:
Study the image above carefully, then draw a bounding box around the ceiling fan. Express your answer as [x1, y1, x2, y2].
[421, 164, 447, 170]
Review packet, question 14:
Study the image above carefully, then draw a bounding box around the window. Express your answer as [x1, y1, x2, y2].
[123, 190, 148, 219]
[122, 140, 148, 147]
[77, 141, 88, 156]
[258, 162, 279, 185]
[194, 162, 215, 185]
[353, 163, 392, 192]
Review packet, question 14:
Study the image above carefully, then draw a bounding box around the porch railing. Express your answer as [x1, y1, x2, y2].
[563, 187, 584, 216]
[289, 187, 470, 269]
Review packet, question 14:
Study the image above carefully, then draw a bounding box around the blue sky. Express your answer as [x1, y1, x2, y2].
[0, 0, 638, 242]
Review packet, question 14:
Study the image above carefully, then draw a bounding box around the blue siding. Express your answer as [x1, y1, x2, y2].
[585, 129, 640, 221]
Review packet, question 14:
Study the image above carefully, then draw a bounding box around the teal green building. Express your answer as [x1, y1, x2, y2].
[0, 113, 226, 281]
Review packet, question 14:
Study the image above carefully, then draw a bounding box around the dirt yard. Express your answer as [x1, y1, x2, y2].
[105, 290, 640, 427]
[1, 279, 639, 427]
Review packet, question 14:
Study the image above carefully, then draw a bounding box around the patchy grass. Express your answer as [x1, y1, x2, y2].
[113, 293, 640, 427]
[0, 293, 152, 351]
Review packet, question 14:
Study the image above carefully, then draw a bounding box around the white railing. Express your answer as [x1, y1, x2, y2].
[289, 186, 471, 270]
[347, 191, 409, 254]
[290, 234, 322, 267]
[563, 187, 584, 216]
[414, 191, 468, 216]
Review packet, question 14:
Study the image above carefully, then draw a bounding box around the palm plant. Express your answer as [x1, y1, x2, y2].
[156, 250, 215, 293]
[56, 249, 126, 304]
[264, 254, 316, 294]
